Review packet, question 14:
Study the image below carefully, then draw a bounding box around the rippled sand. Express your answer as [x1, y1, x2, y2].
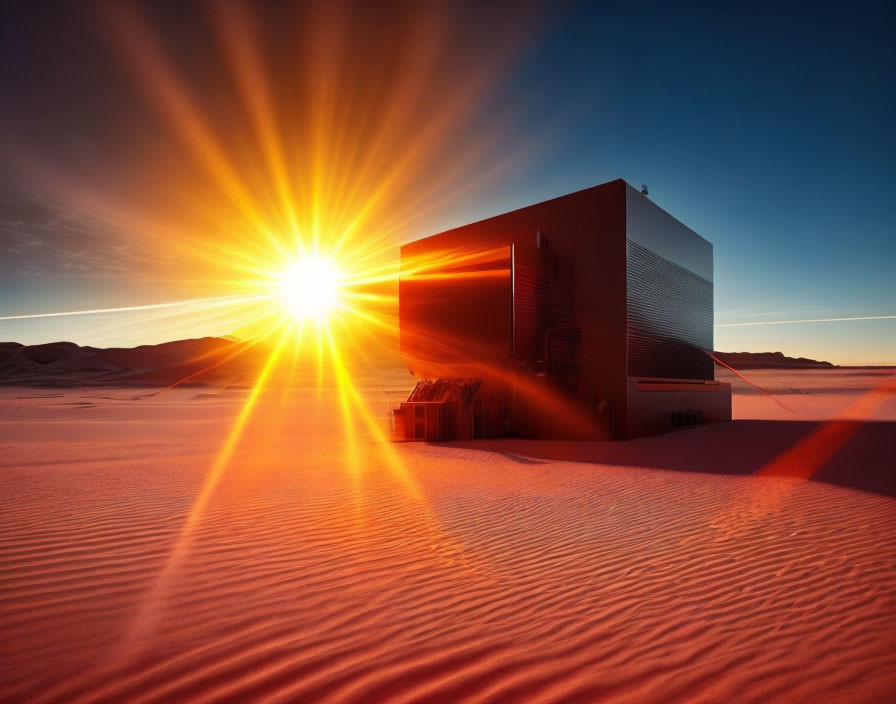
[1, 370, 894, 703]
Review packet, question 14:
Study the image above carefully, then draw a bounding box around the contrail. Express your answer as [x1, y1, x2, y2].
[0, 293, 273, 321]
[716, 314, 896, 328]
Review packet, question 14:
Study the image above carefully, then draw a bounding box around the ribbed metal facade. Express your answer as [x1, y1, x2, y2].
[626, 239, 713, 380]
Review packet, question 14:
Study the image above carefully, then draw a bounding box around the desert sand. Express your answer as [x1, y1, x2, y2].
[1, 368, 894, 703]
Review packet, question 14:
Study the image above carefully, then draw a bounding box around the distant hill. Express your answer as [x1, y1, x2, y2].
[0, 336, 409, 388]
[0, 338, 883, 388]
[0, 337, 265, 387]
[712, 351, 836, 369]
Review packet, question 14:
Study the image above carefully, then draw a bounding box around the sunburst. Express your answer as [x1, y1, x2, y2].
[277, 256, 344, 320]
[0, 1, 543, 649]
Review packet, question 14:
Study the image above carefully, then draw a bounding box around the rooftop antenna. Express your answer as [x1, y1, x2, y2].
[640, 184, 649, 196]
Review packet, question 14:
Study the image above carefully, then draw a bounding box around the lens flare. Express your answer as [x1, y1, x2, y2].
[0, 1, 544, 656]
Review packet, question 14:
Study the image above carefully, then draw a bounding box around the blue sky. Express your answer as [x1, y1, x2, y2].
[451, 1, 896, 364]
[0, 1, 893, 364]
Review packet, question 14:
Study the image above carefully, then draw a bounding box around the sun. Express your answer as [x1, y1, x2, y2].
[278, 257, 343, 320]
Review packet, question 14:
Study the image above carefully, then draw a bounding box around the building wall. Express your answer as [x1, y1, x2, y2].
[398, 245, 512, 379]
[625, 185, 712, 280]
[399, 179, 728, 439]
[512, 237, 578, 384]
[625, 185, 715, 382]
[626, 240, 714, 379]
[571, 181, 629, 435]
[400, 180, 630, 436]
[625, 377, 732, 438]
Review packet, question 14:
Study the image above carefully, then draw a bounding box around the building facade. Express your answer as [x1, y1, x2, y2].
[393, 179, 731, 441]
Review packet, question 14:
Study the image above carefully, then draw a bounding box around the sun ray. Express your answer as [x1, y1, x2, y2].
[152, 316, 288, 396]
[705, 350, 794, 414]
[760, 373, 896, 480]
[107, 3, 290, 261]
[213, 1, 301, 240]
[0, 3, 556, 655]
[126, 321, 292, 646]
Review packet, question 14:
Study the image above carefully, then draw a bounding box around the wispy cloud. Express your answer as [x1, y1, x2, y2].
[716, 315, 896, 328]
[0, 293, 271, 321]
[0, 188, 162, 279]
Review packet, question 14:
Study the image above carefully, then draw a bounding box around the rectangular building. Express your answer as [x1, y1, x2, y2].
[394, 179, 731, 441]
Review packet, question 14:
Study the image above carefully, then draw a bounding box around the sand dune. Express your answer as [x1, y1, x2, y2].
[0, 338, 265, 388]
[1, 370, 894, 703]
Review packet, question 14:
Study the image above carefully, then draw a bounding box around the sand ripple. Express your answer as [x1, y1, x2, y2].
[2, 430, 895, 703]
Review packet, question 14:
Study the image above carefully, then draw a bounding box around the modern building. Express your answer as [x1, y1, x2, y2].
[392, 179, 731, 441]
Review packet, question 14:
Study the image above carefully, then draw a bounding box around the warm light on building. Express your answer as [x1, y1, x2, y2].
[393, 179, 732, 441]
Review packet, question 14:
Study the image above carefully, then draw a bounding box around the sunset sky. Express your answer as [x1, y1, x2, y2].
[1, 1, 893, 365]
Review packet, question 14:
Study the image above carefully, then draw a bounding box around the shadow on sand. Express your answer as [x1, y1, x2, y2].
[447, 420, 896, 498]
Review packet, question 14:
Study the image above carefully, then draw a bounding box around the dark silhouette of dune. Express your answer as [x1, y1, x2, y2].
[0, 337, 264, 387]
[1, 339, 890, 389]
[713, 351, 837, 369]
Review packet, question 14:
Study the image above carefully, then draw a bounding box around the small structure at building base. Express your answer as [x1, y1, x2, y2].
[391, 378, 485, 441]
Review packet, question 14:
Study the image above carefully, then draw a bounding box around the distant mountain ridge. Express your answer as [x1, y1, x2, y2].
[0, 339, 884, 387]
[711, 351, 837, 369]
[0, 337, 264, 387]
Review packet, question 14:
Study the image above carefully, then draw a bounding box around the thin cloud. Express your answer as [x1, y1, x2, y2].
[716, 315, 896, 328]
